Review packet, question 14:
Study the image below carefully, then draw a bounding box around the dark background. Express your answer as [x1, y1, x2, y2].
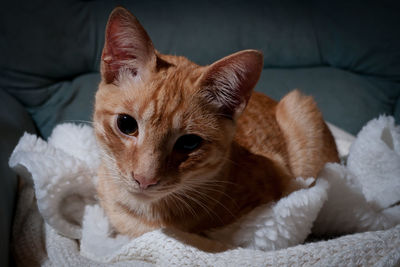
[1, 1, 400, 265]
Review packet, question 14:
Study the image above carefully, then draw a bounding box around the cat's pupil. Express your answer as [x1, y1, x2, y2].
[117, 114, 138, 136]
[175, 134, 203, 152]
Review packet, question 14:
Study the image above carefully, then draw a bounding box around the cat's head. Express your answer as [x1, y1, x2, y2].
[94, 7, 263, 201]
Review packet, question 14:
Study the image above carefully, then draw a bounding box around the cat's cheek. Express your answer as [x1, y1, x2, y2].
[176, 148, 213, 173]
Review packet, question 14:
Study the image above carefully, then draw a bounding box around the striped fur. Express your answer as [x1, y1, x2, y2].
[93, 7, 339, 237]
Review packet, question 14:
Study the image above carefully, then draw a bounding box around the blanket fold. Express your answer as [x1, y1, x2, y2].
[9, 116, 400, 266]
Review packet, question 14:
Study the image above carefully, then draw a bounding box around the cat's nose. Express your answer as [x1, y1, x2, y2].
[132, 173, 158, 189]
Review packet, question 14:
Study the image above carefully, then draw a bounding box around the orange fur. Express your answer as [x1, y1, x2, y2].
[94, 7, 339, 237]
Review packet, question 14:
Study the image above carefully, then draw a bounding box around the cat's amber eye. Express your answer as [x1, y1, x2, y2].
[174, 134, 203, 152]
[117, 114, 138, 136]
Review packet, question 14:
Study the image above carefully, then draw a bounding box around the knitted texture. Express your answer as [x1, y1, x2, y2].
[13, 185, 400, 266]
[9, 117, 400, 266]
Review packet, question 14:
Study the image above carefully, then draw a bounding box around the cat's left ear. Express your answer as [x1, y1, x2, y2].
[101, 7, 156, 84]
[200, 50, 263, 120]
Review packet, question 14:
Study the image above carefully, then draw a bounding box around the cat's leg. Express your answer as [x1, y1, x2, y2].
[275, 90, 339, 179]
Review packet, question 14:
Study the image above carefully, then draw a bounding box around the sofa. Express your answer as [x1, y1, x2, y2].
[1, 0, 399, 265]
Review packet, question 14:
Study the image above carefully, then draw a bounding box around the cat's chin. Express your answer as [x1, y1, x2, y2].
[130, 190, 152, 198]
[129, 189, 163, 202]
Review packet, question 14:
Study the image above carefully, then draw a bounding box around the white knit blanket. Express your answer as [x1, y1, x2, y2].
[9, 116, 400, 266]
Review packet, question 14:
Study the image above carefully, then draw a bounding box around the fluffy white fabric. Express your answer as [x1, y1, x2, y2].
[313, 116, 400, 236]
[347, 116, 400, 209]
[9, 129, 97, 239]
[9, 116, 400, 266]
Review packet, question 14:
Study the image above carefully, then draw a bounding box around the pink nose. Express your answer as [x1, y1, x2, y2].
[133, 174, 158, 189]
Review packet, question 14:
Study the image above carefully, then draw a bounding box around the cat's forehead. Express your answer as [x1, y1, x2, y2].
[120, 57, 207, 130]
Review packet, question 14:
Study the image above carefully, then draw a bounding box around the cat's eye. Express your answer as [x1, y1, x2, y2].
[174, 134, 203, 152]
[117, 114, 138, 136]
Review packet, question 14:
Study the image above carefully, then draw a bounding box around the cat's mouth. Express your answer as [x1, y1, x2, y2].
[122, 174, 178, 201]
[128, 185, 171, 201]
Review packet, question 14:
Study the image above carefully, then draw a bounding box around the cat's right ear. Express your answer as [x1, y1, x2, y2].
[101, 7, 156, 84]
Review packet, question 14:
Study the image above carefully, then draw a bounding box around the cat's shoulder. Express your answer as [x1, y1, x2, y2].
[237, 91, 278, 130]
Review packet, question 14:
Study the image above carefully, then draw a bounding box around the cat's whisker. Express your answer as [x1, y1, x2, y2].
[63, 119, 94, 125]
[176, 184, 231, 223]
[182, 178, 238, 194]
[182, 180, 228, 194]
[101, 153, 117, 164]
[179, 183, 238, 221]
[184, 178, 237, 187]
[164, 194, 184, 216]
[100, 174, 123, 184]
[173, 189, 220, 222]
[167, 192, 198, 218]
[182, 180, 240, 208]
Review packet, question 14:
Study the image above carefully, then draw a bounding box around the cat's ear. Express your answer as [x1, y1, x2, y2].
[101, 7, 156, 84]
[200, 50, 263, 119]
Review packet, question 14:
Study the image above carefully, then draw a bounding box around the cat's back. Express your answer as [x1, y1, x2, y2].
[235, 92, 290, 170]
[235, 90, 339, 179]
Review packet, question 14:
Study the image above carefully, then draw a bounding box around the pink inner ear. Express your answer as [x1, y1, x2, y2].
[102, 59, 138, 84]
[101, 7, 155, 84]
[102, 11, 137, 83]
[202, 50, 263, 117]
[104, 13, 139, 62]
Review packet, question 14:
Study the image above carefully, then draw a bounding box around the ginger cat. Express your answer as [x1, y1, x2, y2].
[94, 7, 339, 238]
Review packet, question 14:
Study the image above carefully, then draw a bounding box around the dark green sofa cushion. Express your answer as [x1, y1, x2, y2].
[257, 67, 400, 133]
[0, 90, 36, 266]
[28, 73, 100, 138]
[1, 0, 399, 137]
[1, 1, 399, 266]
[312, 1, 400, 81]
[3, 1, 399, 76]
